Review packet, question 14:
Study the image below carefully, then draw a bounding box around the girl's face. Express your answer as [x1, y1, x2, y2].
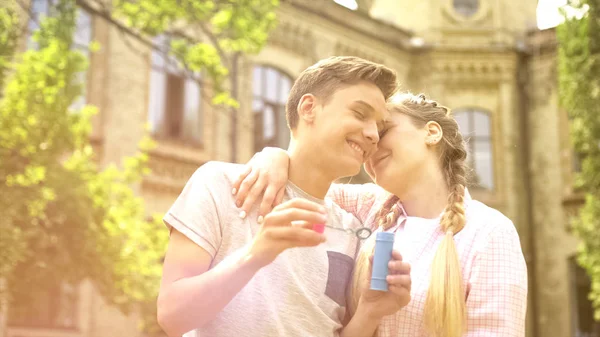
[365, 112, 439, 194]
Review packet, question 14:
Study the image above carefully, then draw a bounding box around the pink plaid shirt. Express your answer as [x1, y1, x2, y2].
[327, 183, 528, 337]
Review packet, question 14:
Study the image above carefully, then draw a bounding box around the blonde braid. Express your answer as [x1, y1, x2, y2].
[350, 195, 401, 316]
[378, 195, 401, 230]
[424, 126, 468, 337]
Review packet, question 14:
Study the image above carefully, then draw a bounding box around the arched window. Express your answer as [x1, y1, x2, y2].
[252, 66, 293, 152]
[454, 109, 494, 190]
[148, 35, 203, 145]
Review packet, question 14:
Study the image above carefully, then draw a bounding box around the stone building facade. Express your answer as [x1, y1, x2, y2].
[2, 0, 597, 336]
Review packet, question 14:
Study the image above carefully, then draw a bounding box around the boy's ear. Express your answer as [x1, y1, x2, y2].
[297, 94, 317, 124]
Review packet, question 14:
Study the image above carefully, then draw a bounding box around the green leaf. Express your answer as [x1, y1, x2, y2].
[558, 0, 600, 321]
[1, 0, 279, 333]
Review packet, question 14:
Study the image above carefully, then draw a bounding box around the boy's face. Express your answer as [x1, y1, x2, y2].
[301, 81, 388, 178]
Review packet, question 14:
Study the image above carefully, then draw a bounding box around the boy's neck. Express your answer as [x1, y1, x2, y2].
[287, 146, 334, 200]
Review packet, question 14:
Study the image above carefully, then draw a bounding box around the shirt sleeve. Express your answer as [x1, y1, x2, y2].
[327, 183, 389, 224]
[464, 222, 529, 337]
[163, 162, 228, 258]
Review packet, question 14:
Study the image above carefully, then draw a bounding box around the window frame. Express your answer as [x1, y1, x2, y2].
[147, 34, 204, 147]
[252, 65, 293, 152]
[454, 108, 495, 191]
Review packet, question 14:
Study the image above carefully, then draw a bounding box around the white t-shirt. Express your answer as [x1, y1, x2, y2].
[163, 161, 364, 337]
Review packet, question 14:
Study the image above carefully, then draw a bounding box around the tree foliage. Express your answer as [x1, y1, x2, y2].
[557, 0, 600, 320]
[0, 0, 278, 334]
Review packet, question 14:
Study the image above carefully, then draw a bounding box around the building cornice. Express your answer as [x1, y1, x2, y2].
[280, 0, 413, 51]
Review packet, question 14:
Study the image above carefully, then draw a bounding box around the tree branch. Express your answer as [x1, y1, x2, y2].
[197, 22, 230, 69]
[16, 0, 260, 133]
[77, 0, 218, 95]
[15, 0, 90, 50]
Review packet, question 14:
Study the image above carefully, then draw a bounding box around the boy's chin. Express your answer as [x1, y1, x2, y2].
[338, 165, 362, 180]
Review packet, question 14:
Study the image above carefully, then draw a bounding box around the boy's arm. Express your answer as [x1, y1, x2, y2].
[157, 163, 328, 336]
[158, 200, 328, 336]
[157, 229, 261, 337]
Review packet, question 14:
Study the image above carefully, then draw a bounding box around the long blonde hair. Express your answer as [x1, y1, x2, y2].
[350, 93, 469, 337]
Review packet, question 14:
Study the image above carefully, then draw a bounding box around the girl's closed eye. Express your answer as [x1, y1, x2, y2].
[378, 128, 388, 138]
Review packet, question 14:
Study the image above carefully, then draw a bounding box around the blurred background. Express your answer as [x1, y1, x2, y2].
[0, 0, 599, 336]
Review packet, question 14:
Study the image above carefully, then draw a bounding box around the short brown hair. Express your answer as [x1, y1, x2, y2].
[285, 56, 398, 129]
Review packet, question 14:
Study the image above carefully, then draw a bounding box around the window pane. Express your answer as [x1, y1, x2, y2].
[148, 68, 166, 134]
[278, 76, 291, 104]
[161, 36, 179, 74]
[265, 68, 279, 102]
[253, 66, 263, 97]
[164, 73, 185, 138]
[27, 0, 50, 49]
[263, 105, 276, 141]
[465, 142, 474, 168]
[453, 0, 479, 17]
[252, 99, 264, 113]
[473, 111, 490, 137]
[455, 108, 494, 190]
[70, 70, 87, 110]
[151, 35, 168, 69]
[474, 139, 493, 190]
[252, 66, 293, 149]
[29, 0, 48, 29]
[73, 9, 92, 55]
[182, 77, 203, 144]
[454, 111, 470, 137]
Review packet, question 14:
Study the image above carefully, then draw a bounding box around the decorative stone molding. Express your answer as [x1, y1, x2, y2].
[333, 42, 384, 64]
[415, 54, 517, 84]
[268, 21, 316, 59]
[6, 327, 81, 337]
[142, 143, 207, 194]
[437, 59, 513, 76]
[281, 0, 412, 50]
